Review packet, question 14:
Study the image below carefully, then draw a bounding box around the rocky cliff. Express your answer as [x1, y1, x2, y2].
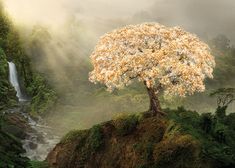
[46, 112, 202, 168]
[46, 108, 235, 168]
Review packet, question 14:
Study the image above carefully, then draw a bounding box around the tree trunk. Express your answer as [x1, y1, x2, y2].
[215, 105, 227, 119]
[145, 82, 165, 116]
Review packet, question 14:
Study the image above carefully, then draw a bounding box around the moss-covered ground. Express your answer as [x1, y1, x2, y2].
[47, 107, 235, 168]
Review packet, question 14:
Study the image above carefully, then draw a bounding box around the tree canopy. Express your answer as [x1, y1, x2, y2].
[210, 88, 235, 107]
[89, 23, 215, 97]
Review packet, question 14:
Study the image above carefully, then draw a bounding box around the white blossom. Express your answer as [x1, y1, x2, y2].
[89, 23, 215, 97]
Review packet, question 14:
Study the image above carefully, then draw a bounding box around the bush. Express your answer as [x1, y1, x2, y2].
[114, 114, 140, 136]
[61, 130, 88, 144]
[153, 134, 200, 168]
[27, 73, 57, 116]
[88, 125, 104, 152]
[200, 113, 213, 133]
[168, 107, 235, 167]
[0, 48, 17, 109]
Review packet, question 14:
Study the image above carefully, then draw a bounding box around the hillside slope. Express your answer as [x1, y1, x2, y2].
[46, 108, 235, 168]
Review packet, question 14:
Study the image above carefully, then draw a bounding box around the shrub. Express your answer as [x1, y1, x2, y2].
[168, 107, 235, 167]
[61, 130, 88, 144]
[27, 73, 57, 116]
[153, 134, 200, 168]
[200, 113, 213, 133]
[88, 125, 104, 152]
[114, 114, 140, 136]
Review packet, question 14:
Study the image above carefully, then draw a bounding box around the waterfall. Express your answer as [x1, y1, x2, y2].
[7, 62, 59, 160]
[8, 62, 25, 101]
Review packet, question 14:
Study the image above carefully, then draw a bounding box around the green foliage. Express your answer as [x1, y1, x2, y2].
[167, 107, 202, 139]
[212, 121, 227, 143]
[62, 125, 104, 151]
[60, 125, 104, 166]
[88, 125, 104, 152]
[54, 108, 235, 168]
[5, 30, 33, 87]
[0, 48, 16, 109]
[0, 48, 7, 77]
[27, 73, 57, 116]
[0, 48, 9, 102]
[133, 141, 155, 167]
[210, 88, 235, 109]
[4, 27, 52, 115]
[0, 5, 10, 45]
[27, 161, 49, 168]
[61, 129, 87, 144]
[0, 130, 29, 168]
[215, 106, 227, 119]
[0, 4, 32, 88]
[167, 107, 235, 168]
[145, 142, 154, 161]
[114, 114, 140, 136]
[209, 87, 235, 119]
[225, 113, 235, 130]
[154, 135, 199, 168]
[0, 2, 56, 115]
[200, 113, 213, 133]
[133, 118, 200, 168]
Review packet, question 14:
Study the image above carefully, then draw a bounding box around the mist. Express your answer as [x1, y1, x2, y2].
[5, 0, 235, 40]
[2, 0, 235, 134]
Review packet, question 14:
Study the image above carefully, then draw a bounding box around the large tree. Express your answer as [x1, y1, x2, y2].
[89, 23, 215, 115]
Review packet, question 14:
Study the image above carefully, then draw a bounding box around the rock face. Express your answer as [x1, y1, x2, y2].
[46, 114, 201, 168]
[0, 111, 31, 167]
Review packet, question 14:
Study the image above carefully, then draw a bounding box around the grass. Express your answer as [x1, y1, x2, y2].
[61, 129, 88, 144]
[27, 161, 49, 168]
[88, 125, 104, 152]
[113, 113, 141, 136]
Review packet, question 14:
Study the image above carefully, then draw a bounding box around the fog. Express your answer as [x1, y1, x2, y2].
[4, 0, 235, 42]
[3, 0, 154, 34]
[3, 0, 235, 133]
[148, 0, 235, 43]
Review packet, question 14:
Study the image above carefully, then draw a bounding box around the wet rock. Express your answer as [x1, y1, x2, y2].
[37, 134, 46, 144]
[29, 142, 38, 150]
[2, 113, 32, 140]
[0, 111, 30, 167]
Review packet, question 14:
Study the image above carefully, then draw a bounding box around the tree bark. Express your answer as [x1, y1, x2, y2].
[144, 82, 165, 116]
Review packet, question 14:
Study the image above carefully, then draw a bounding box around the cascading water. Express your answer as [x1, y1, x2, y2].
[21, 116, 60, 161]
[6, 107, 60, 161]
[7, 61, 60, 160]
[8, 62, 25, 102]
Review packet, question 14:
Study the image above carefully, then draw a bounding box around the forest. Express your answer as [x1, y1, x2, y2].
[0, 0, 234, 168]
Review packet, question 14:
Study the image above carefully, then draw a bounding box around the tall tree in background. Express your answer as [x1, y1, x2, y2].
[89, 23, 215, 115]
[210, 88, 235, 118]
